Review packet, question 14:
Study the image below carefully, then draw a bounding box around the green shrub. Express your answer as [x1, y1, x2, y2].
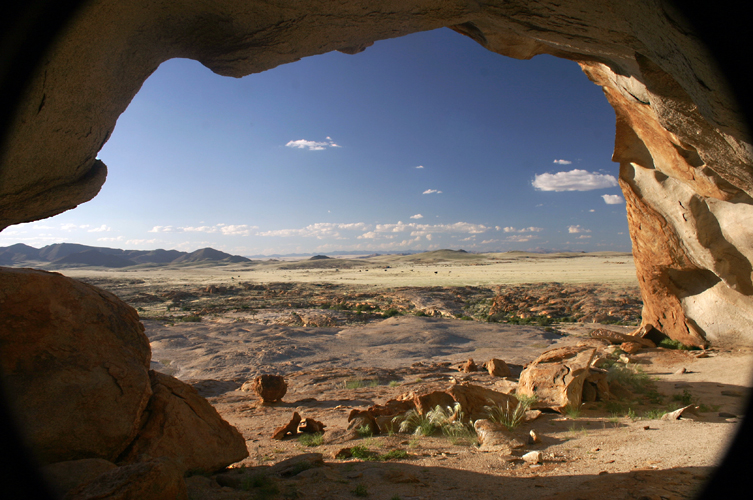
[178, 315, 201, 322]
[382, 308, 401, 318]
[352, 484, 369, 497]
[297, 432, 324, 447]
[241, 473, 279, 498]
[672, 389, 693, 405]
[658, 338, 691, 350]
[485, 394, 536, 431]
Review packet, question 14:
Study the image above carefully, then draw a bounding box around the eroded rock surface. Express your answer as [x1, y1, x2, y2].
[0, 268, 152, 463]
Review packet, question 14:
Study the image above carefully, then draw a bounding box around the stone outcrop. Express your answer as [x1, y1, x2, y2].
[483, 358, 512, 377]
[118, 371, 248, 473]
[1, 2, 750, 348]
[517, 346, 597, 412]
[0, 268, 248, 482]
[0, 268, 152, 464]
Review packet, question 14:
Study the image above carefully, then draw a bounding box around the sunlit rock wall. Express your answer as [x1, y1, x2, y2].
[1, 0, 751, 346]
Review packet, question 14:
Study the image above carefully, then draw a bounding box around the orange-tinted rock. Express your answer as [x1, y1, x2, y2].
[0, 268, 151, 464]
[119, 371, 248, 473]
[347, 410, 380, 436]
[367, 399, 415, 417]
[446, 383, 518, 422]
[517, 346, 597, 412]
[252, 374, 287, 403]
[273, 412, 302, 440]
[413, 391, 455, 416]
[620, 341, 643, 354]
[483, 358, 512, 377]
[299, 418, 326, 434]
[458, 358, 478, 373]
[42, 458, 117, 498]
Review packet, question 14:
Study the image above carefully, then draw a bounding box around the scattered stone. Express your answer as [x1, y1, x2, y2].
[589, 328, 655, 348]
[334, 447, 353, 459]
[473, 419, 525, 450]
[719, 412, 737, 418]
[674, 367, 687, 375]
[661, 405, 693, 420]
[269, 453, 324, 477]
[620, 342, 643, 354]
[459, 358, 478, 373]
[119, 370, 249, 473]
[619, 354, 631, 364]
[517, 345, 597, 412]
[299, 417, 326, 434]
[674, 382, 692, 389]
[584, 368, 611, 401]
[273, 411, 302, 440]
[250, 374, 287, 403]
[367, 399, 415, 417]
[528, 430, 540, 444]
[522, 451, 543, 464]
[483, 358, 512, 377]
[347, 409, 380, 436]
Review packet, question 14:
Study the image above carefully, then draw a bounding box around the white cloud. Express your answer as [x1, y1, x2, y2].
[577, 235, 592, 239]
[258, 222, 368, 239]
[410, 214, 423, 219]
[148, 224, 257, 235]
[423, 189, 443, 194]
[285, 137, 341, 151]
[602, 194, 625, 204]
[568, 225, 591, 234]
[88, 224, 111, 233]
[503, 226, 544, 233]
[415, 165, 424, 169]
[553, 159, 572, 165]
[532, 169, 618, 191]
[125, 239, 157, 246]
[506, 234, 538, 243]
[481, 239, 498, 245]
[97, 236, 124, 242]
[61, 223, 79, 231]
[589, 209, 595, 212]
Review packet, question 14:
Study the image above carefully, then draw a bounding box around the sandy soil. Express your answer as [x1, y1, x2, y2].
[57, 252, 752, 499]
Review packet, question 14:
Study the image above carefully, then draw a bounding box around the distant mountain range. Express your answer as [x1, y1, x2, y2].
[0, 243, 251, 268]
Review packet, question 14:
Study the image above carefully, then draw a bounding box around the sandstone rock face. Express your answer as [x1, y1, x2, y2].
[517, 346, 597, 412]
[119, 370, 248, 473]
[1, 2, 751, 348]
[445, 383, 518, 422]
[0, 268, 152, 464]
[41, 458, 118, 498]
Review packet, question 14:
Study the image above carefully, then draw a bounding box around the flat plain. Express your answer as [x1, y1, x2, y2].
[59, 250, 752, 499]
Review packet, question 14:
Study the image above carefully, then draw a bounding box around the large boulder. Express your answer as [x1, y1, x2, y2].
[119, 370, 248, 473]
[517, 346, 597, 412]
[0, 268, 152, 464]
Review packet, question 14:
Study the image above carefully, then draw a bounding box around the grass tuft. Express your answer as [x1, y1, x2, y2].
[485, 394, 536, 430]
[297, 432, 324, 447]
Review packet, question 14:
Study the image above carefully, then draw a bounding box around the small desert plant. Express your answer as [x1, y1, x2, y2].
[356, 425, 374, 438]
[297, 432, 324, 447]
[178, 314, 202, 322]
[397, 409, 437, 436]
[562, 404, 581, 419]
[642, 408, 667, 420]
[607, 364, 652, 393]
[485, 394, 537, 431]
[352, 484, 369, 497]
[242, 473, 279, 498]
[388, 380, 400, 387]
[672, 389, 693, 405]
[658, 338, 691, 350]
[349, 445, 373, 460]
[426, 403, 475, 441]
[381, 449, 408, 460]
[382, 308, 401, 318]
[344, 379, 379, 389]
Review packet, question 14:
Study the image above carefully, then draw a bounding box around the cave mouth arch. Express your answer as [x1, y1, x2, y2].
[1, 1, 753, 498]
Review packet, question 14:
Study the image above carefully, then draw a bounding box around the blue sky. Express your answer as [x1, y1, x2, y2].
[1, 28, 630, 256]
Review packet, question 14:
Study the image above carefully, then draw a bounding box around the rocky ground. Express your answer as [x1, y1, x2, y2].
[57, 258, 752, 500]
